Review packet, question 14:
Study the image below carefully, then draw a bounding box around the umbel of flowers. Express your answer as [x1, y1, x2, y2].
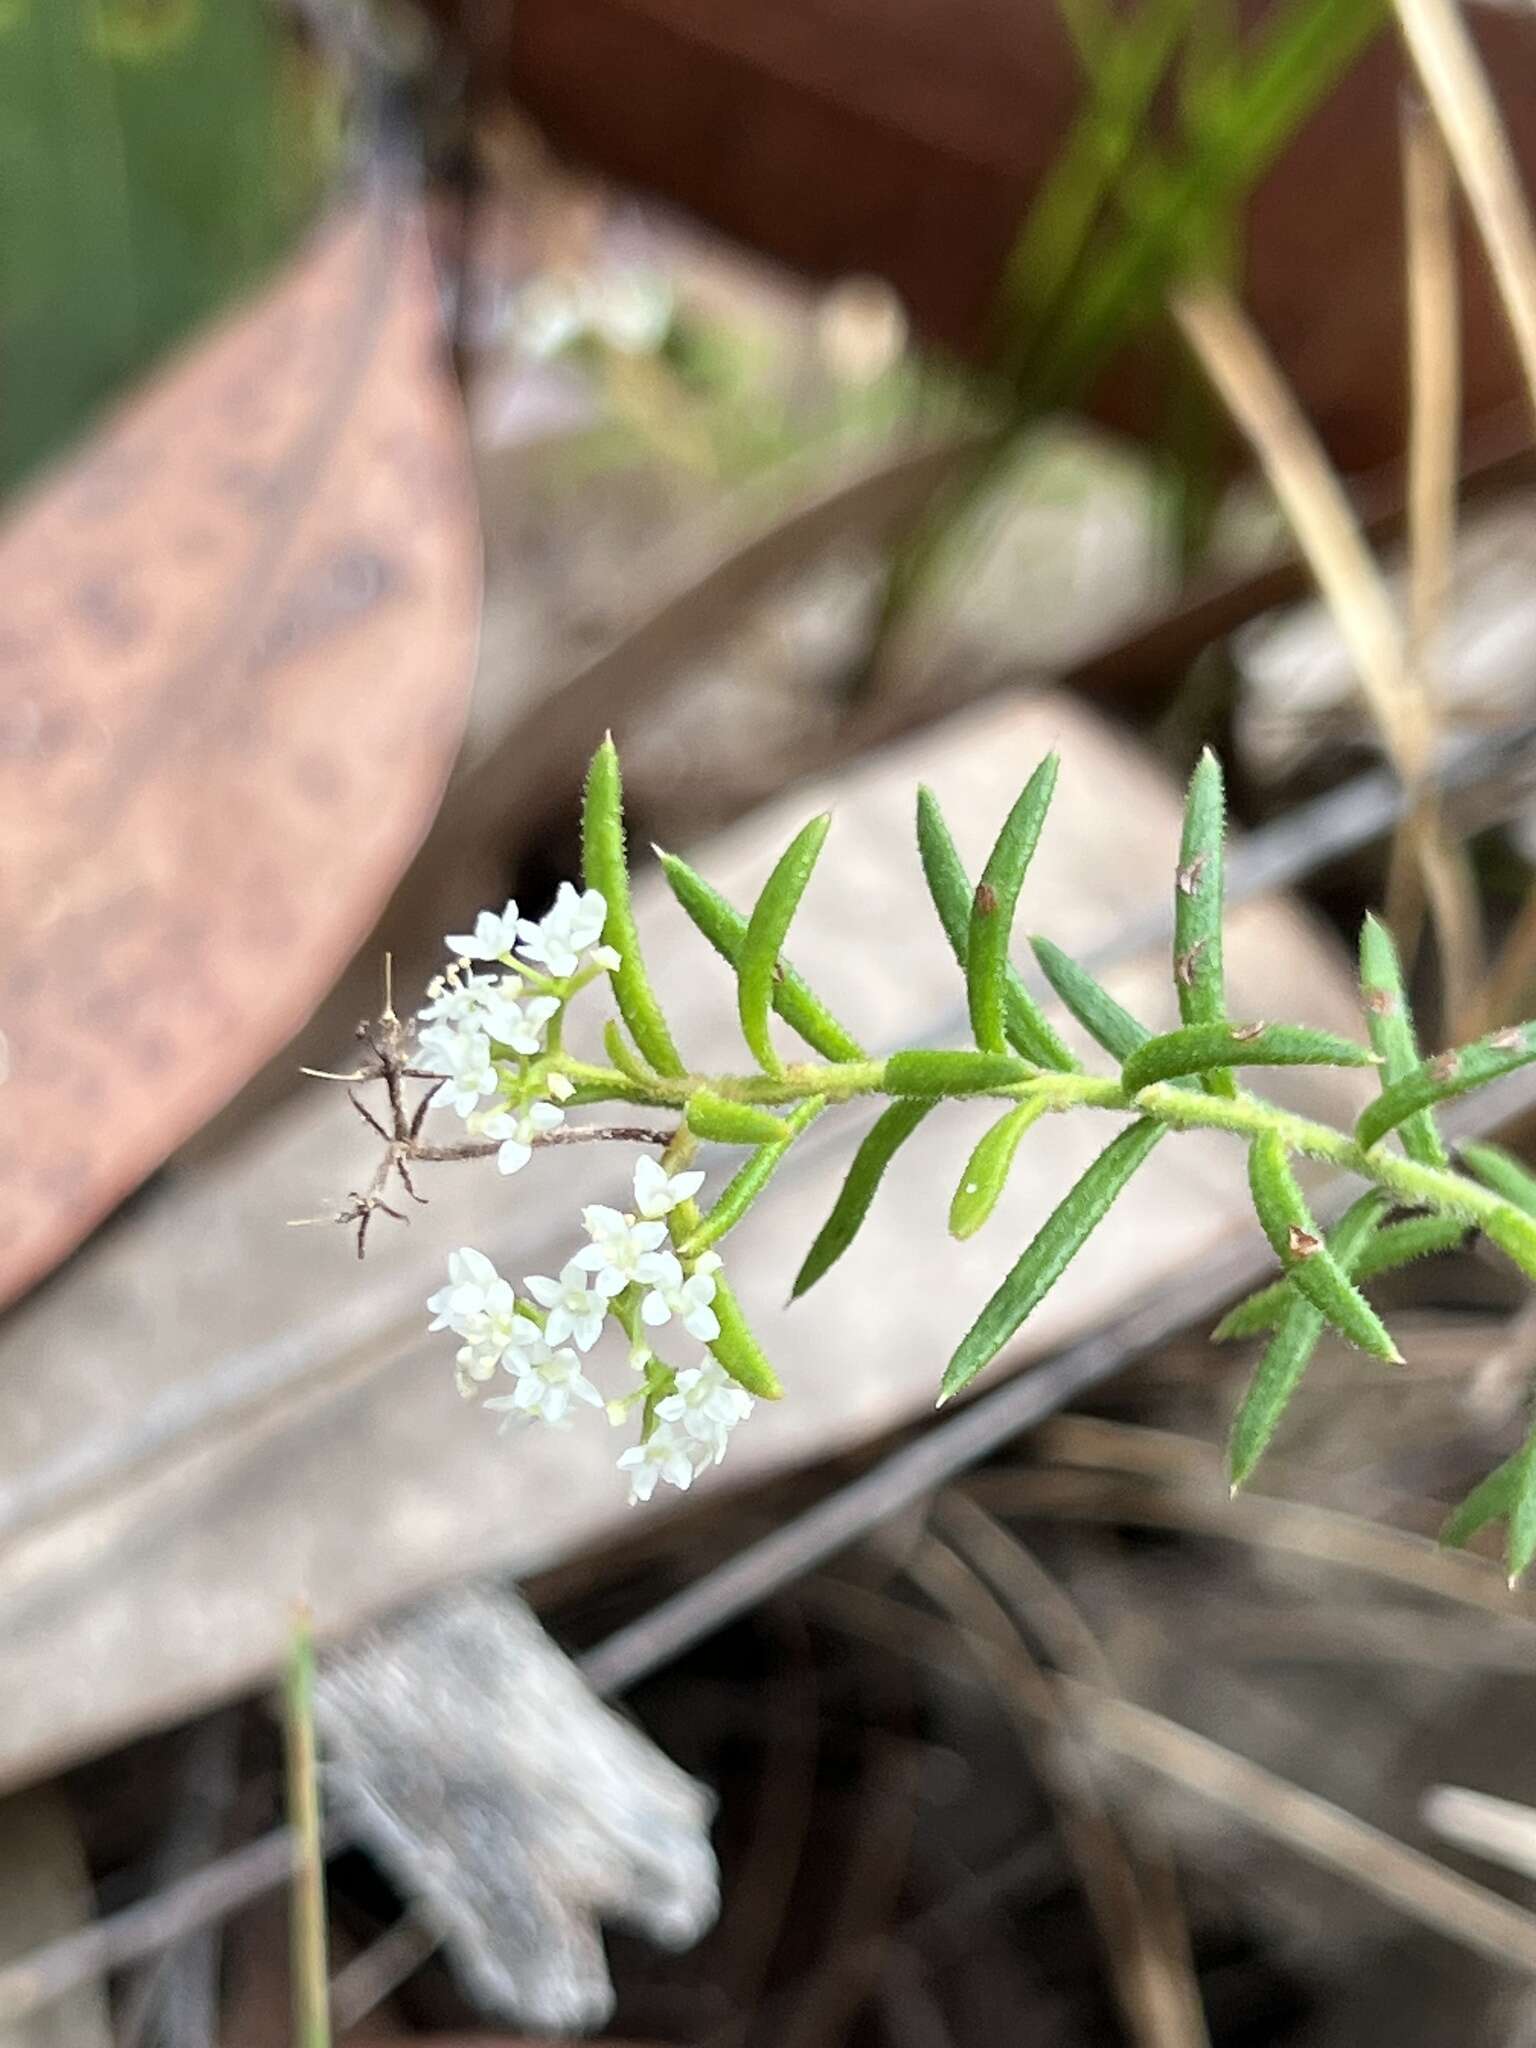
[391, 736, 1536, 1576]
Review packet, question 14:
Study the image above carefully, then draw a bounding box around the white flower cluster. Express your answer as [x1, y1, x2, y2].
[511, 266, 674, 362]
[417, 886, 619, 1172]
[425, 1157, 754, 1503]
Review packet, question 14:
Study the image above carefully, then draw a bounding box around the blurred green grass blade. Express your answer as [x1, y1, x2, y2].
[1359, 913, 1449, 1168]
[916, 787, 1078, 1071]
[1458, 1141, 1536, 1219]
[658, 849, 865, 1064]
[738, 814, 832, 1077]
[792, 1098, 936, 1298]
[283, 1606, 331, 2048]
[939, 1118, 1164, 1402]
[1441, 1425, 1536, 1585]
[966, 754, 1059, 1056]
[1228, 1189, 1389, 1487]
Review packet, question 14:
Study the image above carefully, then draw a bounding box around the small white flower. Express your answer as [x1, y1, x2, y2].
[487, 1339, 604, 1429]
[446, 900, 520, 962]
[524, 1259, 621, 1352]
[656, 1357, 753, 1466]
[617, 1422, 699, 1504]
[571, 1203, 671, 1295]
[419, 1022, 499, 1119]
[483, 1098, 565, 1175]
[639, 1248, 721, 1342]
[427, 1246, 512, 1336]
[633, 1155, 705, 1220]
[590, 268, 674, 355]
[418, 966, 509, 1033]
[479, 985, 560, 1057]
[592, 944, 622, 972]
[516, 883, 609, 979]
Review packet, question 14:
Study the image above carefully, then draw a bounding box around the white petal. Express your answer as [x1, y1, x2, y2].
[496, 1139, 532, 1175]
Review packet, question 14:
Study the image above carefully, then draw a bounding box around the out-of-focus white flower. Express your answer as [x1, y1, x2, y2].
[486, 1339, 604, 1429]
[572, 1203, 671, 1296]
[419, 1022, 500, 1119]
[815, 275, 908, 387]
[639, 1248, 721, 1342]
[516, 883, 609, 979]
[446, 900, 520, 962]
[525, 1259, 621, 1352]
[656, 1356, 753, 1467]
[633, 1155, 705, 1220]
[483, 1098, 565, 1174]
[617, 1421, 699, 1504]
[510, 274, 591, 361]
[590, 268, 674, 355]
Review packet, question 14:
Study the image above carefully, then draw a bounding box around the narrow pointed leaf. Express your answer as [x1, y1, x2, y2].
[582, 738, 684, 1075]
[1357, 1025, 1536, 1152]
[949, 1098, 1049, 1240]
[683, 1098, 825, 1254]
[1122, 1021, 1373, 1093]
[1440, 1425, 1536, 1584]
[966, 754, 1059, 1056]
[1460, 1141, 1536, 1219]
[1030, 935, 1149, 1062]
[657, 849, 865, 1063]
[707, 1276, 783, 1398]
[792, 1098, 937, 1298]
[1358, 913, 1447, 1167]
[916, 787, 1078, 1070]
[603, 1018, 656, 1089]
[885, 1050, 1035, 1096]
[939, 1119, 1164, 1403]
[1173, 747, 1234, 1096]
[738, 814, 832, 1077]
[1228, 1190, 1389, 1487]
[1247, 1131, 1401, 1361]
[1213, 1212, 1467, 1340]
[685, 1090, 793, 1146]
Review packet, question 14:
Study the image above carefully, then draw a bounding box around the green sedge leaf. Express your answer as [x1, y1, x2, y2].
[792, 1098, 936, 1298]
[1213, 1212, 1467, 1341]
[707, 1275, 783, 1399]
[603, 1018, 655, 1090]
[685, 1090, 792, 1147]
[1358, 913, 1447, 1168]
[582, 738, 684, 1076]
[884, 1050, 1035, 1096]
[683, 1098, 825, 1255]
[1121, 1021, 1374, 1094]
[657, 849, 865, 1064]
[1440, 1426, 1536, 1585]
[915, 787, 1078, 1071]
[1228, 1191, 1389, 1488]
[1460, 1142, 1536, 1220]
[1246, 1132, 1401, 1361]
[939, 1119, 1164, 1403]
[1174, 747, 1234, 1096]
[1356, 1024, 1536, 1153]
[966, 754, 1059, 1056]
[737, 814, 832, 1078]
[949, 1098, 1049, 1240]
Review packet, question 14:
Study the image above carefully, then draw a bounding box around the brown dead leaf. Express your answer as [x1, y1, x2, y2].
[0, 181, 480, 1308]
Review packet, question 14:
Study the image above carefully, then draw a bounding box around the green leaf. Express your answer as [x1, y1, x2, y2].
[1246, 1132, 1401, 1361]
[949, 1098, 1050, 1240]
[682, 1098, 825, 1255]
[685, 1090, 793, 1146]
[1029, 935, 1149, 1062]
[603, 1018, 656, 1090]
[1173, 747, 1235, 1096]
[1213, 1212, 1467, 1340]
[657, 849, 866, 1064]
[707, 1277, 784, 1399]
[1228, 1190, 1389, 1487]
[1460, 1142, 1536, 1219]
[737, 814, 833, 1077]
[966, 754, 1059, 1056]
[884, 1050, 1036, 1096]
[916, 788, 1078, 1071]
[1358, 913, 1448, 1168]
[1121, 1021, 1373, 1093]
[582, 738, 684, 1076]
[1356, 1025, 1536, 1152]
[1482, 1205, 1536, 1287]
[792, 1099, 937, 1298]
[1441, 1425, 1536, 1585]
[939, 1119, 1164, 1402]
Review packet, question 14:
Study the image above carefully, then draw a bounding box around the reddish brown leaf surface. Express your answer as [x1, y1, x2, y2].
[0, 186, 480, 1308]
